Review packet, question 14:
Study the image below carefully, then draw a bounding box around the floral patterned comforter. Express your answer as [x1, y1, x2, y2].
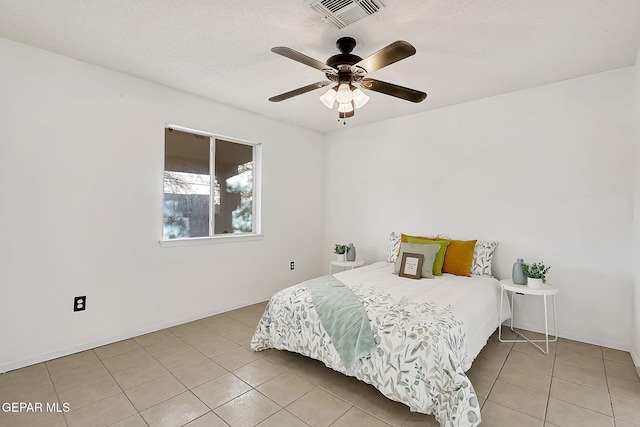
[251, 266, 483, 426]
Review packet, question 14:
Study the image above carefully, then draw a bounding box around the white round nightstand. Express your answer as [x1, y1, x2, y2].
[499, 279, 559, 354]
[329, 259, 365, 274]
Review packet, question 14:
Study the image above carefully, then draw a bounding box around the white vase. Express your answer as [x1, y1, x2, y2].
[527, 278, 544, 289]
[336, 253, 346, 261]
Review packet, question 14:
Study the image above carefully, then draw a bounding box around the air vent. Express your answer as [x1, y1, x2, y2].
[306, 0, 385, 29]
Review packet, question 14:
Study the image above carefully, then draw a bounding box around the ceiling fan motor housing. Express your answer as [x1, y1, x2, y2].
[326, 36, 362, 68]
[326, 53, 362, 68]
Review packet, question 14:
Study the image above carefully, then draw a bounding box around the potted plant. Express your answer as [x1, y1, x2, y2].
[334, 244, 348, 261]
[521, 262, 551, 289]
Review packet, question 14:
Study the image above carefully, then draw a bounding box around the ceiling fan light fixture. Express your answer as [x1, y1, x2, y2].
[338, 102, 354, 113]
[336, 83, 353, 104]
[352, 87, 370, 109]
[319, 87, 337, 109]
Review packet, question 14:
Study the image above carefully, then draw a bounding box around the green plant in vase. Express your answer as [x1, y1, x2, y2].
[334, 244, 348, 261]
[521, 262, 551, 284]
[334, 244, 348, 254]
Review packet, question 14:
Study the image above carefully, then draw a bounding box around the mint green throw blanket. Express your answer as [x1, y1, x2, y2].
[305, 275, 376, 374]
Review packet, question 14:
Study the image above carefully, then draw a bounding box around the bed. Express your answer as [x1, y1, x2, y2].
[251, 236, 509, 427]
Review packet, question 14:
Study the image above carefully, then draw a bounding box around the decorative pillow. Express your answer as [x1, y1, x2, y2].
[393, 242, 440, 279]
[403, 234, 450, 276]
[471, 241, 498, 276]
[400, 233, 434, 242]
[438, 239, 477, 277]
[387, 232, 401, 263]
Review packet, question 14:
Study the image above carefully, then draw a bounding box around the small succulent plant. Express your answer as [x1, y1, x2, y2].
[334, 244, 348, 254]
[522, 262, 551, 283]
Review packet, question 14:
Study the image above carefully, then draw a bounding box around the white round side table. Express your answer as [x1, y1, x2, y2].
[329, 259, 365, 274]
[499, 279, 559, 354]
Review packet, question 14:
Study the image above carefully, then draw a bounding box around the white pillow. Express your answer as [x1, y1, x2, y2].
[387, 232, 401, 263]
[471, 241, 498, 276]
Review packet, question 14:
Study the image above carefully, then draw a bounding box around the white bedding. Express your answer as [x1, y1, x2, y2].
[251, 261, 510, 427]
[335, 262, 510, 362]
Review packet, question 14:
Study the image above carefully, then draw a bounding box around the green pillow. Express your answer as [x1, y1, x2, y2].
[406, 237, 451, 276]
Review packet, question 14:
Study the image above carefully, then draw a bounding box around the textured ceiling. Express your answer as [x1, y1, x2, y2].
[1, 0, 639, 133]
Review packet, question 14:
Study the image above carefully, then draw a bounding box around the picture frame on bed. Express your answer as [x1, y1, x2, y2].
[399, 252, 424, 279]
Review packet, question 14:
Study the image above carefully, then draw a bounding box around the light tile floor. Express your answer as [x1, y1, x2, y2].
[1, 302, 639, 427]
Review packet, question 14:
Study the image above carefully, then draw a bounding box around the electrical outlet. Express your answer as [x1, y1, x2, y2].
[290, 261, 295, 270]
[74, 296, 86, 312]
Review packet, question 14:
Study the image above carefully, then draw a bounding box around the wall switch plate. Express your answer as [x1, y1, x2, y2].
[290, 261, 295, 270]
[74, 296, 86, 312]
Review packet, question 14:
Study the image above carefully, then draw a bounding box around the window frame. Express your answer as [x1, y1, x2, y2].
[160, 124, 263, 247]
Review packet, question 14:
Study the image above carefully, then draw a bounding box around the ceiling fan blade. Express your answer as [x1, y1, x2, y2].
[352, 41, 416, 74]
[269, 81, 333, 102]
[360, 78, 427, 103]
[271, 47, 334, 71]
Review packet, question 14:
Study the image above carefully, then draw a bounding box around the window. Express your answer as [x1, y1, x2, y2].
[163, 125, 261, 242]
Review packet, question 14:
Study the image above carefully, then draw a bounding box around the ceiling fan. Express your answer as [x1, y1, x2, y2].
[268, 37, 427, 122]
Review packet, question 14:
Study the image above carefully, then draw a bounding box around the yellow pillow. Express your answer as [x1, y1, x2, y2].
[402, 234, 450, 276]
[437, 239, 477, 277]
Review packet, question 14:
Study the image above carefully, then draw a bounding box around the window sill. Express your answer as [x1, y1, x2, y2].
[159, 234, 264, 248]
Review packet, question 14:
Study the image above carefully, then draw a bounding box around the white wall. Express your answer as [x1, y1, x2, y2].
[2, 35, 637, 372]
[0, 38, 325, 372]
[324, 68, 636, 351]
[633, 47, 640, 369]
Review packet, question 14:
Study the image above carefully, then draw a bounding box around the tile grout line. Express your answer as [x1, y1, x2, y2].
[544, 336, 559, 423]
[44, 357, 70, 427]
[602, 347, 618, 425]
[106, 341, 153, 424]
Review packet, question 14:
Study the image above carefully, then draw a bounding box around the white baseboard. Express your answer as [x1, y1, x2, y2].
[0, 295, 271, 374]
